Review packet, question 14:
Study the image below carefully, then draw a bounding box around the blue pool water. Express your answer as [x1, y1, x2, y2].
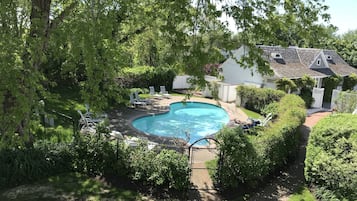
[131, 102, 229, 145]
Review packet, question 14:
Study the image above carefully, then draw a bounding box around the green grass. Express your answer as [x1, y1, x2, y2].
[0, 173, 142, 201]
[288, 186, 316, 201]
[32, 86, 86, 142]
[240, 107, 263, 119]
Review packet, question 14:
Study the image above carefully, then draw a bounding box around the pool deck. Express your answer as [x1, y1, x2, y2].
[107, 95, 248, 147]
[107, 95, 247, 200]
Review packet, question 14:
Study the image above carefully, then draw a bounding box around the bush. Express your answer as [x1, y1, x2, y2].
[0, 142, 73, 188]
[127, 144, 190, 191]
[236, 86, 285, 113]
[0, 134, 190, 193]
[118, 66, 176, 91]
[261, 102, 279, 119]
[217, 94, 306, 189]
[305, 114, 357, 201]
[0, 134, 124, 189]
[334, 91, 357, 113]
[342, 73, 357, 91]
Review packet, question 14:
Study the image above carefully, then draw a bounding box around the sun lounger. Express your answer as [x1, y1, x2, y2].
[134, 91, 152, 104]
[160, 86, 171, 98]
[130, 93, 147, 107]
[149, 86, 162, 99]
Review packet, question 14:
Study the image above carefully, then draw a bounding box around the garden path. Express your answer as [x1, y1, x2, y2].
[247, 112, 331, 201]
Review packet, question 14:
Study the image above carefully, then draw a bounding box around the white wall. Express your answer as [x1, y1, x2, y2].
[172, 75, 191, 89]
[221, 46, 264, 86]
[203, 81, 238, 102]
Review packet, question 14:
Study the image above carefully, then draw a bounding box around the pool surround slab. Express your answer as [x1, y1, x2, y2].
[108, 96, 248, 147]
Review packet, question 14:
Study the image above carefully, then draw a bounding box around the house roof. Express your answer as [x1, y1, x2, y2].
[257, 45, 357, 78]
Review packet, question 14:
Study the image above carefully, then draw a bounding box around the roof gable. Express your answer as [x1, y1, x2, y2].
[309, 51, 329, 69]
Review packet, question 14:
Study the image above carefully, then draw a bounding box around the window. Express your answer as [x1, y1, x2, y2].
[317, 59, 321, 66]
[271, 52, 283, 59]
[326, 55, 332, 60]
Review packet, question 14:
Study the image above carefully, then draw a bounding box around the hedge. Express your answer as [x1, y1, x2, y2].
[117, 66, 176, 91]
[0, 135, 190, 192]
[236, 86, 286, 113]
[217, 94, 306, 188]
[305, 114, 357, 201]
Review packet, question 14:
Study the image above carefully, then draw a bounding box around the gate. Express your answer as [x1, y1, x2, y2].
[312, 87, 324, 108]
[188, 137, 223, 190]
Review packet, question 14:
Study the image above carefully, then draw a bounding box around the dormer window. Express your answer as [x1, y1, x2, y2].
[271, 52, 283, 59]
[317, 59, 321, 66]
[326, 55, 332, 60]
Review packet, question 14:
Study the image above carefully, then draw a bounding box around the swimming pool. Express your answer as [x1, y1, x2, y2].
[131, 102, 229, 145]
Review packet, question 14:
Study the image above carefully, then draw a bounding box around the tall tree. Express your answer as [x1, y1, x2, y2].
[221, 0, 331, 75]
[0, 0, 331, 147]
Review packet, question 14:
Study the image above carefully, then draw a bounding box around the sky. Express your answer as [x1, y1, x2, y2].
[324, 0, 357, 35]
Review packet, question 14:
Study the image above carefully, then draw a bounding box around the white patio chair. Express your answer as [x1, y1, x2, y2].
[77, 110, 103, 133]
[259, 113, 273, 127]
[159, 85, 171, 98]
[129, 93, 147, 107]
[134, 91, 152, 104]
[149, 86, 162, 99]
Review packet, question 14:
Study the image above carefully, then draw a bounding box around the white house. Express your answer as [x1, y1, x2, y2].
[221, 45, 357, 88]
[220, 45, 357, 107]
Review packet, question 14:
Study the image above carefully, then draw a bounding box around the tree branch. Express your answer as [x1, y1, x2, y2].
[118, 27, 147, 44]
[47, 2, 78, 38]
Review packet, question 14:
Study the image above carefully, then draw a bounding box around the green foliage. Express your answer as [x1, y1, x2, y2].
[0, 172, 141, 201]
[288, 186, 316, 201]
[342, 73, 357, 91]
[294, 75, 316, 108]
[305, 114, 357, 201]
[299, 88, 314, 108]
[261, 102, 279, 119]
[276, 78, 297, 93]
[334, 91, 357, 113]
[119, 66, 176, 91]
[327, 31, 357, 68]
[236, 86, 286, 113]
[0, 141, 73, 189]
[205, 159, 218, 179]
[217, 94, 306, 189]
[127, 145, 190, 191]
[323, 75, 342, 102]
[295, 75, 316, 90]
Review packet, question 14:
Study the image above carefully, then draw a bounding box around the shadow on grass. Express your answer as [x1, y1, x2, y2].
[0, 173, 140, 201]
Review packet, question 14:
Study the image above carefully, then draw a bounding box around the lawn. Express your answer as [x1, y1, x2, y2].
[288, 186, 316, 201]
[0, 173, 143, 201]
[239, 107, 263, 119]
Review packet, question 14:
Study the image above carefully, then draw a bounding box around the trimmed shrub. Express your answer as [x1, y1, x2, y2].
[236, 86, 285, 113]
[118, 66, 176, 91]
[217, 94, 306, 188]
[305, 114, 357, 201]
[0, 135, 190, 193]
[334, 91, 357, 113]
[127, 144, 190, 191]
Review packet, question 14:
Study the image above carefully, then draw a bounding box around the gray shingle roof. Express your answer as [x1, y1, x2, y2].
[257, 45, 357, 78]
